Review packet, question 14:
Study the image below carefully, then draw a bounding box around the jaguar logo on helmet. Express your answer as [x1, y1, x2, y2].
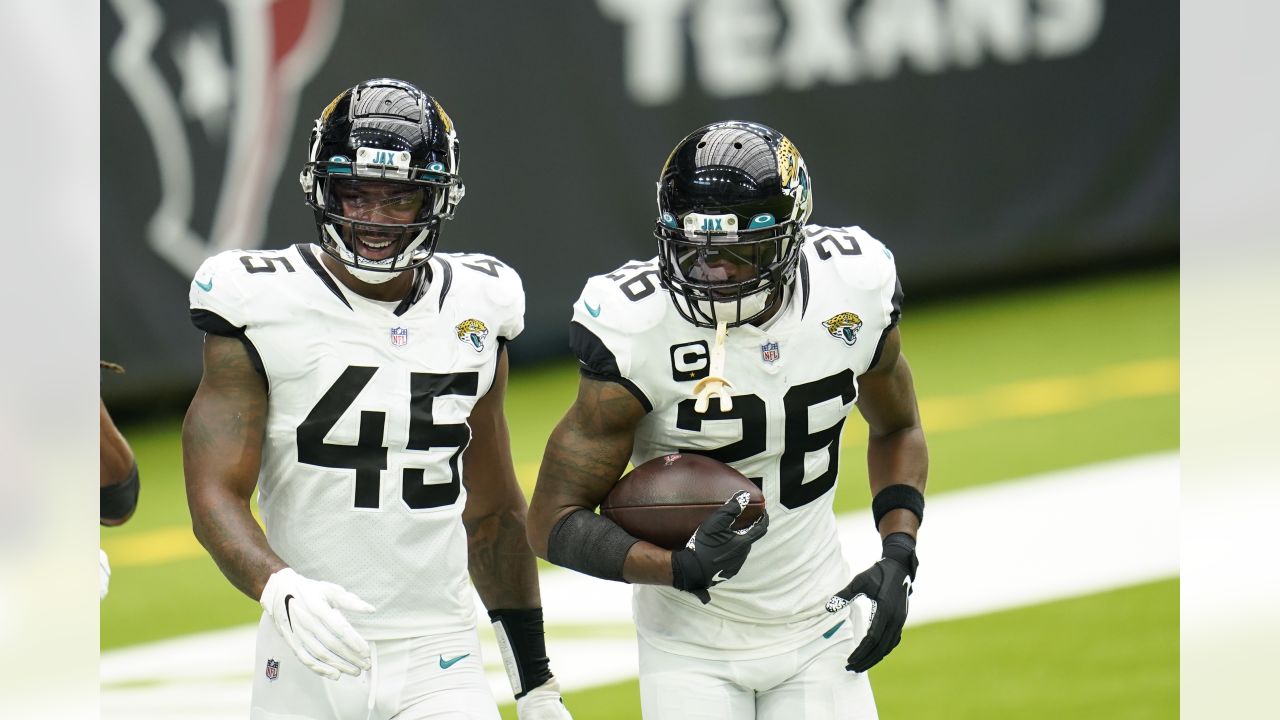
[107, 0, 343, 277]
[654, 120, 814, 329]
[455, 319, 489, 353]
[822, 312, 864, 346]
[777, 137, 799, 187]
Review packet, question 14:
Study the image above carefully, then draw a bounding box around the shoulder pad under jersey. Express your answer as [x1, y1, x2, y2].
[436, 252, 526, 341]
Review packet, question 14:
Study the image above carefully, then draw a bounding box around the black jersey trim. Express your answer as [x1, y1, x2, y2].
[888, 276, 903, 329]
[189, 309, 267, 382]
[569, 321, 652, 413]
[798, 253, 812, 319]
[868, 278, 904, 371]
[393, 262, 432, 317]
[295, 244, 353, 310]
[436, 256, 454, 310]
[487, 337, 509, 395]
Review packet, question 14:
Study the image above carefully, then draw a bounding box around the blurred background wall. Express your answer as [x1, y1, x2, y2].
[100, 0, 1177, 408]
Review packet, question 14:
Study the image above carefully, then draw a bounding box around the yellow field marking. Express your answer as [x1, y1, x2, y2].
[914, 357, 1178, 435]
[104, 526, 204, 567]
[104, 358, 1177, 569]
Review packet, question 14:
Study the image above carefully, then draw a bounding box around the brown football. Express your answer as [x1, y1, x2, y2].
[600, 453, 765, 551]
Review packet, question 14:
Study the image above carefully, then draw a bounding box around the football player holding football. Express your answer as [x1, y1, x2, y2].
[528, 121, 928, 719]
[183, 78, 570, 720]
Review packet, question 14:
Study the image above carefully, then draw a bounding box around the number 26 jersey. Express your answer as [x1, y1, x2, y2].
[572, 225, 902, 660]
[189, 244, 524, 640]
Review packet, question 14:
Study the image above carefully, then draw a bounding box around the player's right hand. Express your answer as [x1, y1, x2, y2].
[670, 491, 769, 604]
[259, 567, 376, 680]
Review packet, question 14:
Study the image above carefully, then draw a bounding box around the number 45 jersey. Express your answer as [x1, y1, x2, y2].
[572, 225, 903, 660]
[189, 244, 524, 640]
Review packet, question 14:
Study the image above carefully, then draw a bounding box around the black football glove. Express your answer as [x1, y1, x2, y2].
[671, 491, 769, 604]
[825, 532, 919, 672]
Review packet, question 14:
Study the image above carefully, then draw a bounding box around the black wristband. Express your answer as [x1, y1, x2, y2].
[100, 463, 140, 522]
[546, 508, 640, 583]
[871, 484, 924, 529]
[488, 607, 552, 699]
[882, 532, 919, 579]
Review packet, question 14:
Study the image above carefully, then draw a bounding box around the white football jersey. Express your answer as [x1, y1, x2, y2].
[571, 225, 902, 660]
[189, 244, 524, 640]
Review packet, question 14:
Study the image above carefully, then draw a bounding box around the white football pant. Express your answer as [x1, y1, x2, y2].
[250, 613, 501, 720]
[638, 618, 877, 720]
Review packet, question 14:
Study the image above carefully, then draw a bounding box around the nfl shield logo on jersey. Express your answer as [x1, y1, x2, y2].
[265, 658, 280, 681]
[390, 327, 410, 347]
[760, 341, 781, 364]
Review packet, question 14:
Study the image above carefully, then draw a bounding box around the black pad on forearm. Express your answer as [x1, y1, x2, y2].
[546, 508, 640, 583]
[100, 463, 140, 522]
[488, 607, 552, 699]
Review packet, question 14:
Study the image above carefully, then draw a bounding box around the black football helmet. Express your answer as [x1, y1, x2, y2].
[299, 78, 464, 282]
[655, 121, 812, 328]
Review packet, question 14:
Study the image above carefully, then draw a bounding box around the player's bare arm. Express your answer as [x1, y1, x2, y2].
[856, 326, 929, 540]
[461, 351, 541, 609]
[528, 377, 676, 585]
[825, 324, 929, 673]
[182, 333, 284, 600]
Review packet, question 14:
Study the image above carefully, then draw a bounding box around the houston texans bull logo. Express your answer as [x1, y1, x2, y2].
[106, 0, 342, 276]
[822, 311, 864, 346]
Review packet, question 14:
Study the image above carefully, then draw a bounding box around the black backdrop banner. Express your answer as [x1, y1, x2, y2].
[101, 0, 1176, 405]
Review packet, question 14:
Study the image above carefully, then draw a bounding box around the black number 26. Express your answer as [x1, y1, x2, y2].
[677, 369, 856, 510]
[297, 366, 478, 510]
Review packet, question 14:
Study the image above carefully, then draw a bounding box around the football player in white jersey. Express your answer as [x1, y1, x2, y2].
[183, 78, 571, 720]
[528, 121, 928, 719]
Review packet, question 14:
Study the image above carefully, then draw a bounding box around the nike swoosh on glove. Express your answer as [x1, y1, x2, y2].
[259, 567, 376, 680]
[826, 532, 918, 672]
[671, 491, 769, 604]
[516, 677, 574, 720]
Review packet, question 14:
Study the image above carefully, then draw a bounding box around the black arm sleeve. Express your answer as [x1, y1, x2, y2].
[545, 508, 641, 583]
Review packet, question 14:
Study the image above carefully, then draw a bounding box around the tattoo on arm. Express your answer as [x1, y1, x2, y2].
[182, 334, 285, 600]
[464, 505, 540, 609]
[462, 351, 541, 610]
[529, 379, 643, 551]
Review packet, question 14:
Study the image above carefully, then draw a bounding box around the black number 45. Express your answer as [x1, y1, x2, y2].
[297, 366, 478, 510]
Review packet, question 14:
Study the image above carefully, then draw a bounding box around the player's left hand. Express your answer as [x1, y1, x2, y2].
[825, 532, 918, 672]
[516, 677, 573, 720]
[99, 548, 111, 601]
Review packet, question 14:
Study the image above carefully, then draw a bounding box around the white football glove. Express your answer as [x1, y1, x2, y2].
[516, 677, 573, 720]
[259, 567, 376, 680]
[99, 548, 111, 601]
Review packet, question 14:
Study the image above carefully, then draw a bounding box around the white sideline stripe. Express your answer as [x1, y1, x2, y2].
[101, 452, 1178, 718]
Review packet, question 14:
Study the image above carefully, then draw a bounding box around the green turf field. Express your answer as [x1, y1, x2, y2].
[512, 579, 1178, 720]
[101, 268, 1178, 716]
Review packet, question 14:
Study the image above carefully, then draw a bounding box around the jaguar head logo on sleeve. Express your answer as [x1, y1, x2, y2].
[822, 312, 864, 346]
[455, 319, 490, 352]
